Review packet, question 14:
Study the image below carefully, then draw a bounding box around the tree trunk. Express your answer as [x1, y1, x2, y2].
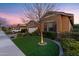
[40, 22, 44, 43]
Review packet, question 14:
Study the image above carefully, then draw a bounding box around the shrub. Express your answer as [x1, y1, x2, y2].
[61, 32, 79, 41]
[43, 32, 57, 39]
[17, 32, 29, 37]
[72, 29, 79, 32]
[2, 27, 6, 31]
[71, 32, 79, 40]
[29, 31, 39, 36]
[17, 30, 39, 37]
[17, 33, 23, 37]
[20, 29, 27, 33]
[60, 38, 79, 56]
[73, 24, 79, 32]
[2, 27, 12, 34]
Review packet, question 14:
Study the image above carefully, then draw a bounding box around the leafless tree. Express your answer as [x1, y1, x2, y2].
[22, 3, 56, 44]
[23, 3, 56, 21]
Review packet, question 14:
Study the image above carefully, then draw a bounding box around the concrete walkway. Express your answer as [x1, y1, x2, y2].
[0, 30, 25, 56]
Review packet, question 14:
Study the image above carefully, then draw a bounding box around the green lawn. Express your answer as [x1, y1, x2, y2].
[13, 35, 59, 56]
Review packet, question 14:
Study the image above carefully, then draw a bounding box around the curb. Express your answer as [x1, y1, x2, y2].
[46, 38, 64, 56]
[52, 40, 64, 56]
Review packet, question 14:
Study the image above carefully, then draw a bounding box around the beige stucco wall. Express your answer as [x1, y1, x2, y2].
[42, 14, 57, 22]
[69, 20, 73, 31]
[56, 15, 62, 33]
[27, 27, 38, 33]
[61, 15, 69, 32]
[42, 14, 73, 33]
[56, 15, 73, 33]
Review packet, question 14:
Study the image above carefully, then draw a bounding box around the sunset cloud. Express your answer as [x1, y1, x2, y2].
[0, 13, 24, 25]
[0, 3, 79, 24]
[61, 10, 79, 24]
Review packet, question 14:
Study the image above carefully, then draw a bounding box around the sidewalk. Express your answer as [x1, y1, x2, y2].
[0, 31, 25, 56]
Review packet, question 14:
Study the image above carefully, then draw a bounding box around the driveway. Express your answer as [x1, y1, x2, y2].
[0, 30, 25, 56]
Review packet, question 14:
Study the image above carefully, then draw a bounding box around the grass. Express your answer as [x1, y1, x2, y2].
[13, 35, 59, 56]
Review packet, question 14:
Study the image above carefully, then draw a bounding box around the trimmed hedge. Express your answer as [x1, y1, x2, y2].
[43, 32, 57, 39]
[29, 31, 57, 40]
[20, 29, 27, 33]
[2, 27, 12, 34]
[73, 29, 79, 32]
[19, 31, 57, 40]
[29, 30, 39, 36]
[73, 24, 79, 32]
[18, 31, 39, 37]
[61, 32, 79, 40]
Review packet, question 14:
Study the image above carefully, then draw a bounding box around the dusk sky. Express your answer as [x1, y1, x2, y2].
[0, 3, 79, 25]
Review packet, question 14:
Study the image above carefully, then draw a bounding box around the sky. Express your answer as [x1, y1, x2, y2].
[55, 3, 79, 24]
[0, 3, 79, 25]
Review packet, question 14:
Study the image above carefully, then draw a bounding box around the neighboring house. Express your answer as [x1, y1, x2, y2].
[12, 27, 21, 33]
[11, 24, 27, 33]
[19, 24, 27, 33]
[12, 29, 21, 33]
[19, 24, 27, 30]
[41, 11, 74, 33]
[26, 20, 38, 33]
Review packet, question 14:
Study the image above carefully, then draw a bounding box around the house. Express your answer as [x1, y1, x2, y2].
[19, 24, 26, 29]
[26, 20, 38, 33]
[11, 25, 21, 33]
[41, 11, 74, 33]
[11, 24, 27, 33]
[19, 24, 27, 33]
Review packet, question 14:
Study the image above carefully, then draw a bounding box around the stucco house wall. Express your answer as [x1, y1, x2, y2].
[26, 20, 38, 33]
[27, 27, 38, 33]
[42, 11, 74, 33]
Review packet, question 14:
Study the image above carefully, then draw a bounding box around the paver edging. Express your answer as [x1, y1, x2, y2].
[46, 38, 64, 56]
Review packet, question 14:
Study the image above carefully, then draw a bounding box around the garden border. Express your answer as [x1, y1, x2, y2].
[46, 38, 64, 56]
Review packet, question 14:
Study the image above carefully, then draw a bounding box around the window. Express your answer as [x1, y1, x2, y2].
[47, 22, 56, 32]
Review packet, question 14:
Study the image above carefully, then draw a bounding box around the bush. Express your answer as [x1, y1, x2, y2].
[17, 30, 39, 37]
[20, 29, 27, 33]
[61, 32, 79, 41]
[73, 24, 79, 32]
[17, 32, 30, 37]
[2, 27, 6, 31]
[60, 38, 79, 56]
[17, 33, 23, 37]
[29, 31, 39, 36]
[72, 29, 79, 32]
[2, 27, 12, 34]
[43, 32, 57, 39]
